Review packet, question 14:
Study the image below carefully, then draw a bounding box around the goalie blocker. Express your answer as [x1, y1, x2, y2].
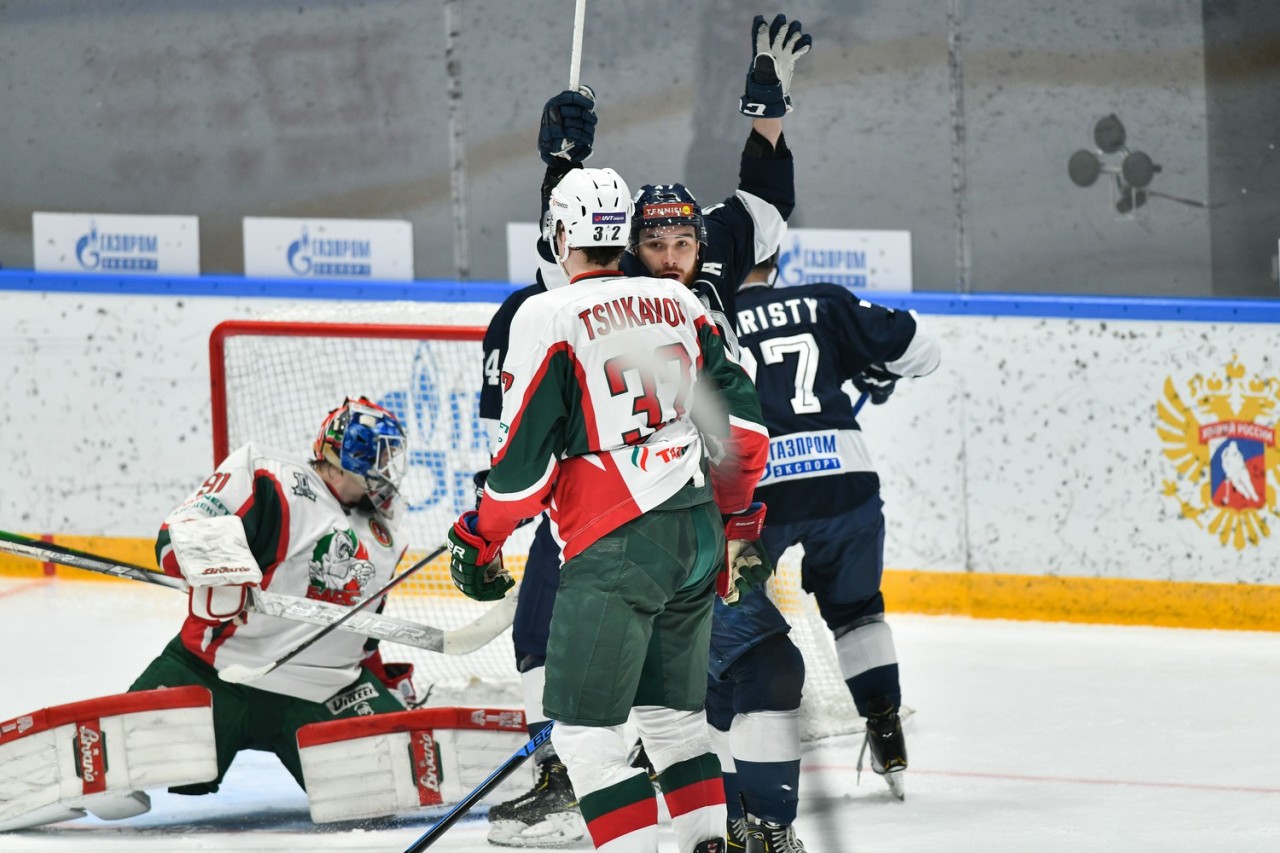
[0, 687, 217, 832]
[297, 706, 530, 823]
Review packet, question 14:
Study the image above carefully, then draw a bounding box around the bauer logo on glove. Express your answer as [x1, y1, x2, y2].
[717, 502, 775, 606]
[448, 511, 514, 602]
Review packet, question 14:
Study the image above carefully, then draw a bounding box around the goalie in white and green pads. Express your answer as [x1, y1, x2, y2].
[448, 167, 771, 853]
[0, 397, 432, 831]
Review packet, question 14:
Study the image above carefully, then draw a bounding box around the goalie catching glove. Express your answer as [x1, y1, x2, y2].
[448, 511, 515, 602]
[739, 14, 812, 118]
[717, 502, 774, 606]
[538, 85, 597, 165]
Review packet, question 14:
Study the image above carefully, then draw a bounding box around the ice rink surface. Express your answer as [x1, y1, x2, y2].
[1, 576, 1277, 853]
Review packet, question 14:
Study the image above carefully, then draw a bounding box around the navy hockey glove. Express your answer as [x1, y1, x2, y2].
[717, 502, 774, 607]
[538, 86, 598, 165]
[739, 14, 813, 118]
[852, 365, 899, 406]
[448, 511, 514, 602]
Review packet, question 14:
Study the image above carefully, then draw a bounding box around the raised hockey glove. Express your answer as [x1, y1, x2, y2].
[739, 14, 813, 118]
[852, 365, 899, 406]
[717, 502, 774, 607]
[538, 85, 598, 165]
[448, 510, 514, 602]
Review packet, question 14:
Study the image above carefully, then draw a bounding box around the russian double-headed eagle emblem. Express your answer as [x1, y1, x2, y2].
[1157, 356, 1279, 549]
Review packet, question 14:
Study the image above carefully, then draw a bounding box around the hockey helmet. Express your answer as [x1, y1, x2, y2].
[629, 183, 708, 249]
[543, 167, 633, 262]
[313, 396, 407, 516]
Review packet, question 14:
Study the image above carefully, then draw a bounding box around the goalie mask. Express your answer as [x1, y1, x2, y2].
[629, 183, 708, 250]
[544, 167, 633, 262]
[313, 397, 407, 517]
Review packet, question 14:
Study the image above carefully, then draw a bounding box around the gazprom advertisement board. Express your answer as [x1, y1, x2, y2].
[243, 217, 413, 281]
[505, 222, 912, 291]
[773, 228, 912, 292]
[33, 212, 200, 275]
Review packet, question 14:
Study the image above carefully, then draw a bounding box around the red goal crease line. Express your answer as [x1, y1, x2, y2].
[800, 764, 1280, 795]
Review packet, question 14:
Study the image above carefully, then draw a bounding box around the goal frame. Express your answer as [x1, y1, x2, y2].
[209, 320, 487, 466]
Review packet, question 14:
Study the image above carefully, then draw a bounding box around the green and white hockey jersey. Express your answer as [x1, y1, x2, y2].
[156, 442, 404, 702]
[476, 270, 769, 560]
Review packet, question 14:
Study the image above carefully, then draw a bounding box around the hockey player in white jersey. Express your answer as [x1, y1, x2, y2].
[478, 14, 809, 847]
[0, 397, 423, 831]
[448, 167, 771, 853]
[129, 397, 418, 797]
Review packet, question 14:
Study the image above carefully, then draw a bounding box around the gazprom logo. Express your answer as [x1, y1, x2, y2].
[286, 226, 373, 277]
[776, 234, 867, 288]
[74, 221, 159, 271]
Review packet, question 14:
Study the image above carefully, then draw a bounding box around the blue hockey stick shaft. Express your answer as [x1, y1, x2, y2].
[852, 390, 870, 418]
[404, 722, 557, 852]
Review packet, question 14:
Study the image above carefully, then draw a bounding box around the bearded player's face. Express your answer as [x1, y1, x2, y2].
[635, 225, 699, 286]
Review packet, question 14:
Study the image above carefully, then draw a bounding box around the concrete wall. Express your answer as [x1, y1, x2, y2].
[2, 1, 1275, 295]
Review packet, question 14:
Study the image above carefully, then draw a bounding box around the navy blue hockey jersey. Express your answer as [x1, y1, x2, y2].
[735, 282, 940, 524]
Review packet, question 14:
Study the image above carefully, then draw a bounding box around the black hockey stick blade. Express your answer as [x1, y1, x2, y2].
[404, 722, 555, 852]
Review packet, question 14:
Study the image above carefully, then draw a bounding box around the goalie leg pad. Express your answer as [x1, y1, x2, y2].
[296, 706, 528, 824]
[0, 687, 216, 831]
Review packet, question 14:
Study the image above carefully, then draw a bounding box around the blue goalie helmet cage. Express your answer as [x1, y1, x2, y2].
[313, 396, 407, 513]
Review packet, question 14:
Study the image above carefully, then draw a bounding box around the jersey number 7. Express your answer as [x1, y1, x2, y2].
[759, 333, 822, 415]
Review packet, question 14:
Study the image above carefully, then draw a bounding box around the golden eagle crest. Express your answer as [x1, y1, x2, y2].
[1157, 355, 1280, 549]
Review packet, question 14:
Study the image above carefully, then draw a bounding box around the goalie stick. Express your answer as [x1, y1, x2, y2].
[403, 722, 555, 852]
[217, 543, 449, 684]
[0, 530, 516, 656]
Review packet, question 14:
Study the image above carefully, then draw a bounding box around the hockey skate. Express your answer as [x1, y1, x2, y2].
[487, 758, 587, 848]
[858, 698, 908, 800]
[730, 814, 807, 853]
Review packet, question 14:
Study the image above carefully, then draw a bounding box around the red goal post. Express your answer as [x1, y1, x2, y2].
[209, 316, 858, 739]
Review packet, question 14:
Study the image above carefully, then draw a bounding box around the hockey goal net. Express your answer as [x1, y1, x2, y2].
[210, 312, 857, 740]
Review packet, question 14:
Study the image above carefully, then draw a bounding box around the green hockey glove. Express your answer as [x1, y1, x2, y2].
[447, 511, 514, 602]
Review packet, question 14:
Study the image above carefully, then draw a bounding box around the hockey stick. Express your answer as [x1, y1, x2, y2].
[0, 530, 515, 655]
[217, 543, 449, 684]
[851, 390, 870, 418]
[0, 530, 186, 590]
[403, 722, 555, 852]
[569, 0, 586, 90]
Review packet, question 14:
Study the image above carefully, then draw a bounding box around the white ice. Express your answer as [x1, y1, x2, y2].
[1, 576, 1278, 853]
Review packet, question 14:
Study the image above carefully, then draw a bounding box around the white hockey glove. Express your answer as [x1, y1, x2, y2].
[717, 502, 774, 607]
[739, 14, 813, 118]
[167, 515, 261, 623]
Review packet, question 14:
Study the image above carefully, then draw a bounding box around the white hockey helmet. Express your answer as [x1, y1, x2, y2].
[544, 167, 633, 262]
